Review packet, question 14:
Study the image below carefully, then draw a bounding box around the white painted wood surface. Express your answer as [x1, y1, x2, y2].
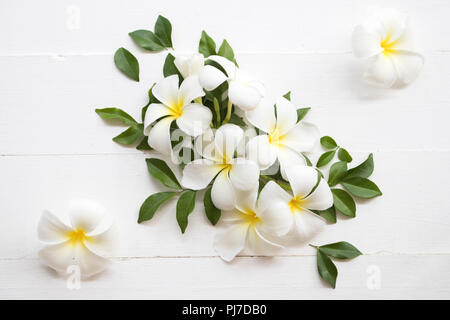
[1, 0, 449, 299]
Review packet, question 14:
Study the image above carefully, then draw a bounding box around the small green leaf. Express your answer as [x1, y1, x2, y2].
[129, 30, 165, 52]
[312, 206, 336, 223]
[228, 113, 246, 127]
[154, 15, 173, 48]
[163, 53, 182, 78]
[136, 138, 152, 151]
[204, 186, 221, 225]
[317, 249, 337, 289]
[316, 150, 336, 167]
[296, 107, 310, 122]
[95, 108, 137, 126]
[319, 242, 362, 259]
[341, 177, 382, 199]
[331, 189, 356, 217]
[303, 154, 313, 166]
[146, 158, 182, 190]
[218, 39, 235, 62]
[199, 31, 216, 57]
[283, 91, 291, 101]
[114, 47, 140, 81]
[176, 190, 197, 233]
[320, 136, 338, 149]
[138, 191, 177, 223]
[328, 161, 348, 186]
[346, 153, 374, 179]
[338, 148, 352, 162]
[112, 124, 143, 145]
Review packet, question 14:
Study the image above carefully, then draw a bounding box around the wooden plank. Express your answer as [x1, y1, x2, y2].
[1, 254, 449, 299]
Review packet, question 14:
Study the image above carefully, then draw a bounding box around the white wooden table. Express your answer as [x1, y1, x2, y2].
[1, 0, 449, 299]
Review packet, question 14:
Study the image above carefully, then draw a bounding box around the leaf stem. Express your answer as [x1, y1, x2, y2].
[213, 98, 221, 127]
[260, 175, 292, 192]
[309, 244, 319, 249]
[222, 100, 233, 125]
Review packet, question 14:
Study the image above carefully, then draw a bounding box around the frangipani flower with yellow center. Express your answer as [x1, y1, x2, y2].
[199, 55, 265, 111]
[38, 199, 116, 278]
[214, 182, 292, 261]
[143, 75, 212, 156]
[246, 96, 319, 178]
[181, 124, 259, 211]
[263, 165, 333, 242]
[352, 7, 424, 88]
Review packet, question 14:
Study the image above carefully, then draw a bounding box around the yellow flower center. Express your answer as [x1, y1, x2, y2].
[67, 228, 89, 246]
[241, 209, 261, 225]
[288, 195, 306, 214]
[168, 98, 185, 119]
[268, 126, 285, 146]
[380, 33, 398, 56]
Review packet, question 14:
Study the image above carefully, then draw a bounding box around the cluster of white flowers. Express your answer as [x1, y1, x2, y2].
[142, 53, 334, 262]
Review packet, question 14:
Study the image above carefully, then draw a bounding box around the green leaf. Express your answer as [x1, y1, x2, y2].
[176, 190, 197, 233]
[303, 154, 313, 166]
[163, 53, 182, 78]
[316, 150, 336, 167]
[346, 153, 374, 179]
[218, 39, 235, 62]
[154, 15, 173, 48]
[328, 161, 348, 186]
[331, 189, 356, 217]
[199, 31, 216, 57]
[283, 91, 291, 101]
[319, 242, 362, 259]
[136, 138, 152, 151]
[114, 47, 140, 81]
[146, 158, 182, 190]
[317, 249, 337, 289]
[320, 136, 338, 149]
[296, 107, 310, 122]
[228, 113, 246, 127]
[95, 108, 137, 126]
[138, 191, 177, 223]
[338, 148, 352, 162]
[204, 186, 221, 225]
[128, 30, 165, 52]
[112, 124, 143, 145]
[312, 206, 336, 223]
[341, 177, 382, 199]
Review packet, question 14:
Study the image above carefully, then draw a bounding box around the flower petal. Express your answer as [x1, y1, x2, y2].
[245, 97, 276, 133]
[199, 65, 227, 91]
[176, 103, 212, 137]
[174, 53, 204, 78]
[276, 147, 307, 180]
[304, 178, 333, 211]
[282, 121, 319, 153]
[293, 210, 326, 243]
[214, 124, 243, 162]
[391, 50, 424, 86]
[181, 159, 223, 190]
[228, 81, 263, 111]
[363, 53, 397, 88]
[246, 134, 277, 170]
[69, 199, 105, 233]
[178, 75, 205, 104]
[211, 169, 236, 210]
[258, 201, 293, 237]
[234, 187, 258, 214]
[194, 128, 220, 161]
[148, 116, 175, 156]
[152, 75, 180, 107]
[352, 25, 383, 58]
[39, 241, 109, 278]
[38, 210, 72, 244]
[229, 159, 259, 191]
[206, 55, 237, 79]
[143, 103, 173, 135]
[246, 227, 282, 256]
[213, 222, 248, 262]
[84, 224, 117, 257]
[275, 97, 298, 134]
[258, 181, 292, 213]
[284, 165, 318, 199]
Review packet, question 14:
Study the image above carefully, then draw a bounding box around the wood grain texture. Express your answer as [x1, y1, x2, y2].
[0, 0, 449, 299]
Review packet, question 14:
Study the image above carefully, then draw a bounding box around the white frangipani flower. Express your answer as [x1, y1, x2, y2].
[181, 124, 259, 210]
[246, 96, 319, 178]
[199, 55, 265, 111]
[174, 53, 205, 79]
[214, 182, 292, 262]
[352, 7, 424, 88]
[38, 199, 116, 278]
[263, 165, 333, 242]
[144, 75, 212, 156]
